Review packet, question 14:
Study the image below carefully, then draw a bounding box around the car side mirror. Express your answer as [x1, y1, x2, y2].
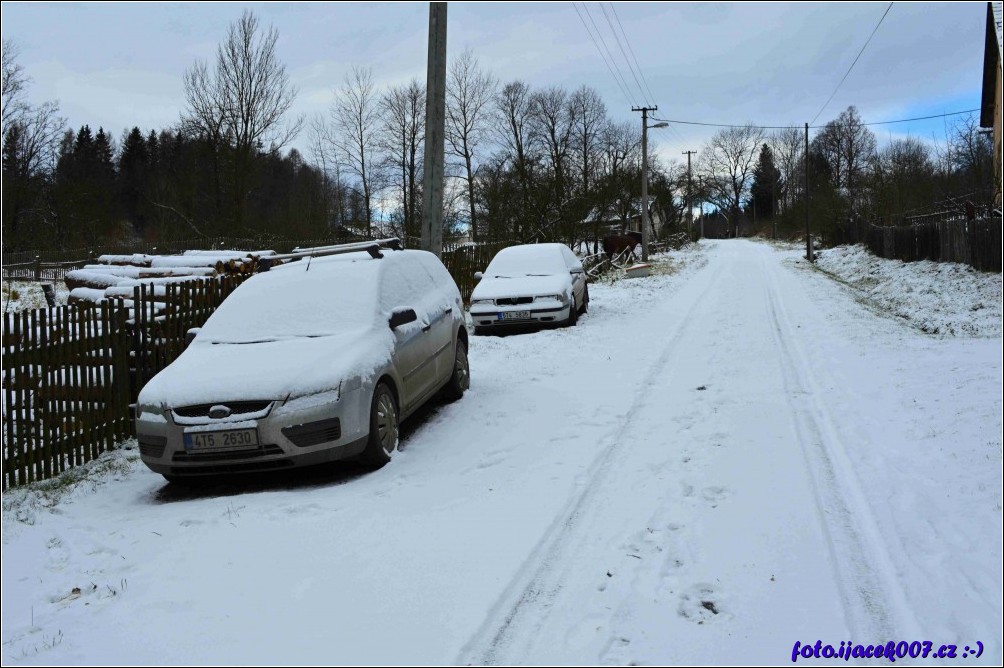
[185, 328, 201, 347]
[389, 308, 418, 329]
[474, 271, 483, 281]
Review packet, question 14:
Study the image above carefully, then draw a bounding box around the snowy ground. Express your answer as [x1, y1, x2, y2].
[1, 240, 1000, 665]
[813, 244, 1001, 338]
[1, 281, 69, 313]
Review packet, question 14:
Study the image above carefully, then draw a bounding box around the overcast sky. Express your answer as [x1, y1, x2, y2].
[0, 2, 989, 167]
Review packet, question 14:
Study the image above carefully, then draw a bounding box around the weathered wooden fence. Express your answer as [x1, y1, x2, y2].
[833, 214, 1002, 273]
[1, 274, 249, 489]
[3, 302, 132, 489]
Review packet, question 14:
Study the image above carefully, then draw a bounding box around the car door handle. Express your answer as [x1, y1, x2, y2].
[422, 324, 432, 332]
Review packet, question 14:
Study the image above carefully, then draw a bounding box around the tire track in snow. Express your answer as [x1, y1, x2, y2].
[757, 246, 922, 641]
[456, 256, 727, 666]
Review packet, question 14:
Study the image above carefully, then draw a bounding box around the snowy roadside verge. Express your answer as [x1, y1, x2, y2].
[796, 244, 1001, 337]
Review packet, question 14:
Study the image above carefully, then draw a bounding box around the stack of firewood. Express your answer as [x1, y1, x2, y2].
[65, 250, 275, 309]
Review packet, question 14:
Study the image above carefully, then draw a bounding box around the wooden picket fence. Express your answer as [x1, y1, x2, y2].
[2, 302, 132, 489]
[1, 274, 249, 489]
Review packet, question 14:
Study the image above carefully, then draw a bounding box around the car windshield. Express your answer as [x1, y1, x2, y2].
[197, 258, 380, 344]
[485, 246, 567, 278]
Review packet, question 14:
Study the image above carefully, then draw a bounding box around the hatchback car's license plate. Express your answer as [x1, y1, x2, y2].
[184, 429, 259, 451]
[498, 310, 531, 320]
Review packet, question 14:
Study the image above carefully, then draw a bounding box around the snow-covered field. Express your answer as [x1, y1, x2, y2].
[2, 239, 1000, 665]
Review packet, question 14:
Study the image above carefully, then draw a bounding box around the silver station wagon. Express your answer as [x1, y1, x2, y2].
[135, 242, 469, 482]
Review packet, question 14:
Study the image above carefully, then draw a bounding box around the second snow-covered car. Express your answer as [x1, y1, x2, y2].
[470, 243, 588, 334]
[135, 242, 469, 482]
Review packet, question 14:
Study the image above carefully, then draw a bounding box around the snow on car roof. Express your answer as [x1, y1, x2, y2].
[485, 243, 569, 277]
[199, 250, 419, 343]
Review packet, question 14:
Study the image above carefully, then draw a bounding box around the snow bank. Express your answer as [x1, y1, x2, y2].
[812, 244, 1002, 337]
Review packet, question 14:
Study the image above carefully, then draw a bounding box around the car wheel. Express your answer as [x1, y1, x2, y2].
[361, 382, 399, 468]
[580, 285, 589, 314]
[442, 340, 470, 401]
[566, 297, 578, 327]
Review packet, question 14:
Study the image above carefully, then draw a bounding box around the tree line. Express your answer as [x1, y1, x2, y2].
[692, 106, 995, 241]
[3, 10, 994, 254]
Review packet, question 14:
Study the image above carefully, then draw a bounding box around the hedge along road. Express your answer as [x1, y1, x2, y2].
[1, 240, 999, 665]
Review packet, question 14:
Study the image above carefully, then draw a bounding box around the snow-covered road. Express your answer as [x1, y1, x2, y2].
[3, 240, 1000, 665]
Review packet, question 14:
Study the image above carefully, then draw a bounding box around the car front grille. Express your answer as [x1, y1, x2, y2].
[138, 434, 166, 459]
[495, 297, 533, 306]
[172, 400, 272, 419]
[172, 444, 285, 463]
[282, 418, 341, 448]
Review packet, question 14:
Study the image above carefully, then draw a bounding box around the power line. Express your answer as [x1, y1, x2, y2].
[599, 3, 650, 105]
[649, 108, 980, 131]
[573, 2, 637, 106]
[810, 2, 894, 125]
[608, 3, 657, 105]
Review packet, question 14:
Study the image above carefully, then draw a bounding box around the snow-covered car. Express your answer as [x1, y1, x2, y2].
[470, 243, 588, 334]
[134, 245, 469, 482]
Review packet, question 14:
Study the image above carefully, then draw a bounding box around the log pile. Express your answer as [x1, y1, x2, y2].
[65, 250, 275, 310]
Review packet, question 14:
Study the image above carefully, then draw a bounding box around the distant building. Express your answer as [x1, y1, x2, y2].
[580, 197, 665, 239]
[981, 1, 1003, 208]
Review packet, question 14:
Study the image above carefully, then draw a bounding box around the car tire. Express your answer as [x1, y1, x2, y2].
[442, 340, 470, 401]
[580, 285, 589, 314]
[566, 297, 578, 327]
[361, 382, 399, 469]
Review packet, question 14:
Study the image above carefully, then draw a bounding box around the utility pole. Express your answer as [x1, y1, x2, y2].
[804, 122, 813, 263]
[683, 150, 696, 239]
[421, 2, 447, 256]
[633, 106, 659, 261]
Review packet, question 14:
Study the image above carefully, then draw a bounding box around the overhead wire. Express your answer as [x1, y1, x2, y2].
[599, 2, 653, 106]
[649, 108, 980, 131]
[810, 2, 894, 125]
[575, 2, 638, 107]
[608, 3, 658, 106]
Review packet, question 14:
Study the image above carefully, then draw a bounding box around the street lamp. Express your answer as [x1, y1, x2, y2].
[641, 120, 668, 262]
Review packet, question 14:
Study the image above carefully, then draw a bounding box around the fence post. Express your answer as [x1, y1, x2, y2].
[33, 256, 41, 282]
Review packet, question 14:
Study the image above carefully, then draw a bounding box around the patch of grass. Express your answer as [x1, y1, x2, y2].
[2, 443, 140, 528]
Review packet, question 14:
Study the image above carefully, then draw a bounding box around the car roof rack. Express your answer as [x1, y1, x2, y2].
[257, 238, 403, 271]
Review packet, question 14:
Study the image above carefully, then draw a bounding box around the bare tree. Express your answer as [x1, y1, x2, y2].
[183, 10, 302, 152]
[445, 48, 496, 241]
[493, 80, 538, 237]
[769, 126, 802, 214]
[2, 39, 30, 132]
[699, 124, 764, 237]
[331, 66, 381, 233]
[569, 85, 607, 198]
[182, 10, 303, 228]
[530, 85, 576, 231]
[811, 106, 876, 212]
[381, 79, 426, 240]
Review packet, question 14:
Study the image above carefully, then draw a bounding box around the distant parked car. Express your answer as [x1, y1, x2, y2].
[135, 242, 469, 483]
[470, 243, 588, 334]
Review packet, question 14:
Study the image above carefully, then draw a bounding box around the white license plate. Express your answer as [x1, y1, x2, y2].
[498, 310, 531, 321]
[184, 429, 259, 451]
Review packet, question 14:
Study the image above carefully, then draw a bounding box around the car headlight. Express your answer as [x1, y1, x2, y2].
[535, 294, 566, 303]
[471, 298, 494, 306]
